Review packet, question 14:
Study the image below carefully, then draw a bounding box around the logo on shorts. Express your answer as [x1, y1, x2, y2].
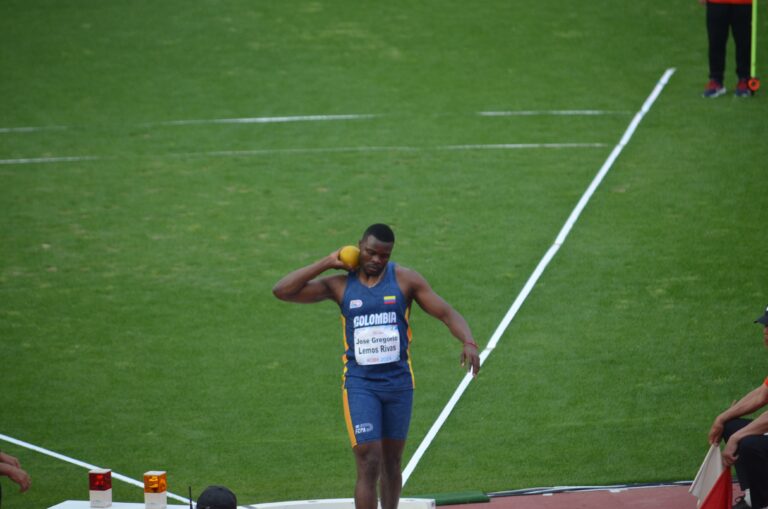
[354, 423, 374, 435]
[350, 299, 363, 309]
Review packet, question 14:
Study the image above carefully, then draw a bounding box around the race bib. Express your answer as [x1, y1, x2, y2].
[353, 325, 400, 365]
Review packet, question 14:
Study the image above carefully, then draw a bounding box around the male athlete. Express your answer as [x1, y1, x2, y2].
[273, 224, 480, 509]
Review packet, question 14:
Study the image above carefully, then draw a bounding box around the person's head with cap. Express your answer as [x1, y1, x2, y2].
[196, 485, 237, 509]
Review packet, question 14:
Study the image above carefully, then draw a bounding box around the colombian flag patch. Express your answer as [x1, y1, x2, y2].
[384, 295, 396, 305]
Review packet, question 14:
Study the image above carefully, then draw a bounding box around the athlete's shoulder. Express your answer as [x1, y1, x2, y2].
[394, 263, 425, 278]
[393, 264, 430, 296]
[393, 263, 414, 276]
[321, 273, 350, 302]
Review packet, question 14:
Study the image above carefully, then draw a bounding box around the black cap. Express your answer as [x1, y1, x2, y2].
[197, 485, 237, 509]
[755, 306, 768, 325]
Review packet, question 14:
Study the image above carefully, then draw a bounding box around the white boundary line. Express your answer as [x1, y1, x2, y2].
[0, 433, 192, 505]
[0, 110, 625, 133]
[151, 114, 379, 126]
[0, 143, 607, 165]
[0, 125, 68, 133]
[180, 143, 607, 158]
[401, 67, 677, 487]
[0, 155, 102, 165]
[0, 115, 375, 133]
[478, 110, 627, 117]
[441, 143, 606, 150]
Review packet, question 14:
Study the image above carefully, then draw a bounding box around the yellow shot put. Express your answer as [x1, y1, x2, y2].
[338, 245, 360, 269]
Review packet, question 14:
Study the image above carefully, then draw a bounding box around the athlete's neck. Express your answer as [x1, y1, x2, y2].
[359, 265, 387, 288]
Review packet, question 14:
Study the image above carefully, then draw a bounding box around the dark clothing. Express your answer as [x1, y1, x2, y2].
[706, 2, 753, 82]
[723, 418, 768, 508]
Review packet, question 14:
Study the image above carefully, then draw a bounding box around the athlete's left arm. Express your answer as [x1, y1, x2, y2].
[401, 267, 481, 376]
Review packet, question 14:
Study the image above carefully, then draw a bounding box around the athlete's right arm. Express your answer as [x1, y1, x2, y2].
[272, 250, 348, 304]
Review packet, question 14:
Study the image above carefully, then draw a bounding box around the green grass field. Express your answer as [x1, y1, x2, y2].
[2, 1, 767, 507]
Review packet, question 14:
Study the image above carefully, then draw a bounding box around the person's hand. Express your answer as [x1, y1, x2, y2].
[0, 459, 31, 492]
[328, 249, 352, 271]
[461, 342, 481, 377]
[722, 436, 739, 467]
[0, 451, 21, 469]
[9, 466, 31, 492]
[708, 419, 724, 445]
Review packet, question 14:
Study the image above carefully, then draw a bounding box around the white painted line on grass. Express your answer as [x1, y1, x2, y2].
[0, 110, 624, 134]
[401, 67, 677, 487]
[0, 114, 377, 135]
[152, 113, 380, 126]
[0, 433, 192, 505]
[0, 155, 102, 165]
[0, 125, 68, 133]
[441, 143, 607, 150]
[176, 143, 607, 158]
[182, 146, 419, 157]
[478, 110, 628, 116]
[0, 143, 607, 165]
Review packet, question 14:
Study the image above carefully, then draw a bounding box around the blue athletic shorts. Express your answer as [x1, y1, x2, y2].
[343, 387, 413, 447]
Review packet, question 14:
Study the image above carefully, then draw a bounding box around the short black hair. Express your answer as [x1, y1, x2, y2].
[196, 485, 237, 509]
[362, 223, 395, 243]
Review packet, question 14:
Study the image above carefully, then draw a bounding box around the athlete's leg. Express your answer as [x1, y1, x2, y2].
[378, 389, 414, 509]
[379, 438, 406, 509]
[344, 388, 385, 509]
[353, 441, 382, 509]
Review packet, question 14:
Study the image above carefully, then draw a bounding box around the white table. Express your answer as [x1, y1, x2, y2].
[49, 503, 189, 509]
[49, 498, 435, 509]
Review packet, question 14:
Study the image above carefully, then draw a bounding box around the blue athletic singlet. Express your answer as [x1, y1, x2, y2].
[340, 262, 415, 391]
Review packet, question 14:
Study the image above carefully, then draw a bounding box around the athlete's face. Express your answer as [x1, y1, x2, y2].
[358, 235, 393, 277]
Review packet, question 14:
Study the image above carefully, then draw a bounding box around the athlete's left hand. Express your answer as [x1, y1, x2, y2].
[461, 343, 480, 377]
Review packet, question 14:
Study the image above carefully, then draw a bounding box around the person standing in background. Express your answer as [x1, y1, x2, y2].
[700, 0, 753, 97]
